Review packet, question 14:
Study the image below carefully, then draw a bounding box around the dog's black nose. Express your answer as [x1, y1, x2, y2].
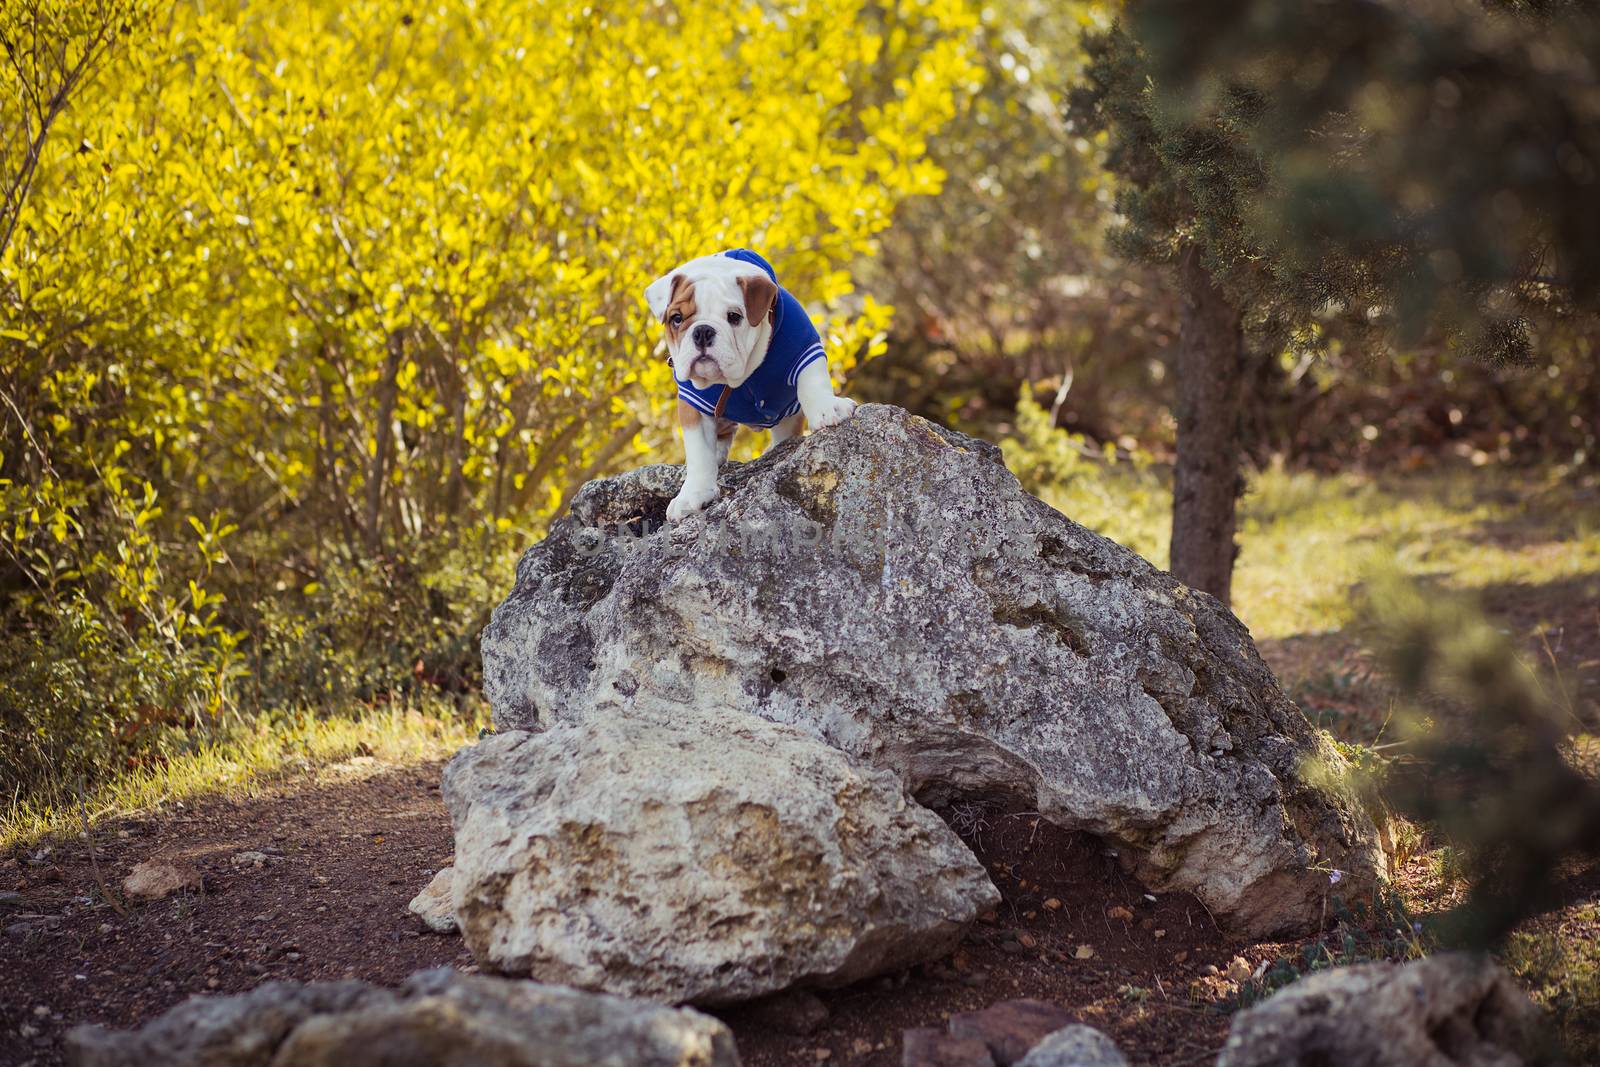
[692, 324, 716, 349]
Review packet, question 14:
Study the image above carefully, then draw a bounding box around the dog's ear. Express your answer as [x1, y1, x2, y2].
[644, 271, 686, 320]
[738, 273, 778, 328]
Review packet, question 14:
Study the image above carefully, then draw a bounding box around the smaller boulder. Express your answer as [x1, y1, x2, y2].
[407, 867, 457, 934]
[1218, 953, 1538, 1067]
[1017, 1026, 1128, 1067]
[230, 851, 269, 870]
[121, 859, 202, 901]
[66, 968, 738, 1067]
[444, 704, 999, 1005]
[948, 1000, 1077, 1066]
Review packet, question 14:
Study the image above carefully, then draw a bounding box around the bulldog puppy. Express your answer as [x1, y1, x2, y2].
[644, 248, 857, 521]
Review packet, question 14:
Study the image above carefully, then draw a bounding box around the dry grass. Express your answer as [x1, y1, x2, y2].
[1, 698, 486, 851]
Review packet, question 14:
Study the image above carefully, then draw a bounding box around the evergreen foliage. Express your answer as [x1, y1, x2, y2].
[1099, 0, 1600, 361]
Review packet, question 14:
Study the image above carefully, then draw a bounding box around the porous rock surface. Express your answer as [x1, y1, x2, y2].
[407, 865, 458, 934]
[66, 968, 738, 1067]
[443, 704, 999, 1004]
[1217, 953, 1537, 1067]
[121, 858, 203, 901]
[1017, 1025, 1129, 1067]
[481, 405, 1382, 936]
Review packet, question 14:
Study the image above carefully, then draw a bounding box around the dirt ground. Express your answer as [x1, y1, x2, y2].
[0, 754, 1280, 1067]
[0, 757, 473, 1067]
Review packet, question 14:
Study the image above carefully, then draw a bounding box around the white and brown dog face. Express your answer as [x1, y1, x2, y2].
[645, 256, 779, 389]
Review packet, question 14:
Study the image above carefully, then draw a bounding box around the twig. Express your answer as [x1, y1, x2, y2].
[78, 783, 127, 917]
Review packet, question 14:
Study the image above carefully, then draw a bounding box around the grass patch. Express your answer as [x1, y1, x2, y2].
[1, 697, 486, 852]
[1235, 466, 1600, 642]
[1031, 460, 1600, 658]
[1504, 901, 1600, 1065]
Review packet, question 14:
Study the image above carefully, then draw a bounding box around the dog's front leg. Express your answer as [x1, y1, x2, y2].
[795, 360, 857, 429]
[766, 411, 803, 453]
[668, 399, 722, 522]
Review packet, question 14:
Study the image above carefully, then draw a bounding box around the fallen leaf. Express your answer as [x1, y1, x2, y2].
[1074, 944, 1096, 960]
[1043, 897, 1062, 910]
[1018, 932, 1037, 948]
[1107, 906, 1133, 921]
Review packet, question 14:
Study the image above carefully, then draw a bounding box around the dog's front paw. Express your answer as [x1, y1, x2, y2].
[810, 396, 858, 430]
[666, 481, 719, 522]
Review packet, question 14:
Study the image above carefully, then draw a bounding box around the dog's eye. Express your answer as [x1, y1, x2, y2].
[727, 311, 743, 326]
[669, 312, 683, 327]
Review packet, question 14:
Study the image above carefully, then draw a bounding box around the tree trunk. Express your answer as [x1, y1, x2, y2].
[1170, 244, 1244, 606]
[364, 330, 403, 552]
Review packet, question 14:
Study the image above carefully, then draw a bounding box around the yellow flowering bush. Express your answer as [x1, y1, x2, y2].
[0, 0, 980, 793]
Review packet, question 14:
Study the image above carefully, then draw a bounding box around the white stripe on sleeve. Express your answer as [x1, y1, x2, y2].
[678, 388, 716, 415]
[787, 343, 826, 385]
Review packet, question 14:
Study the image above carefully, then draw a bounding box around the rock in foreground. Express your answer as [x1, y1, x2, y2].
[1218, 953, 1537, 1067]
[1017, 1026, 1128, 1067]
[482, 405, 1382, 936]
[67, 968, 738, 1067]
[444, 704, 999, 1004]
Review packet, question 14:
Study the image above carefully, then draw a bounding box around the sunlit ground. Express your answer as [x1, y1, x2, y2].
[0, 699, 486, 851]
[1039, 462, 1600, 732]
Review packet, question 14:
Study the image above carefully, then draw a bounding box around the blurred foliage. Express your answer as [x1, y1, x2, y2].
[862, 0, 1598, 519]
[1117, 0, 1600, 362]
[858, 0, 1178, 445]
[0, 0, 981, 800]
[1360, 577, 1600, 950]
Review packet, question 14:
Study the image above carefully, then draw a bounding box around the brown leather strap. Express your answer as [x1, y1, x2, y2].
[713, 385, 730, 419]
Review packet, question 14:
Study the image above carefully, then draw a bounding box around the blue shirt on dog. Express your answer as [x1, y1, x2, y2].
[676, 249, 826, 429]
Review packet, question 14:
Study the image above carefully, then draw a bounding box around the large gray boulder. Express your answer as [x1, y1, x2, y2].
[481, 405, 1382, 937]
[66, 968, 739, 1067]
[444, 704, 999, 1004]
[1217, 953, 1538, 1067]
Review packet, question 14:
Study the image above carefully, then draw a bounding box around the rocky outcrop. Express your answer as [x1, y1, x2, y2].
[481, 405, 1382, 936]
[66, 968, 739, 1067]
[1217, 954, 1537, 1067]
[443, 703, 999, 1005]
